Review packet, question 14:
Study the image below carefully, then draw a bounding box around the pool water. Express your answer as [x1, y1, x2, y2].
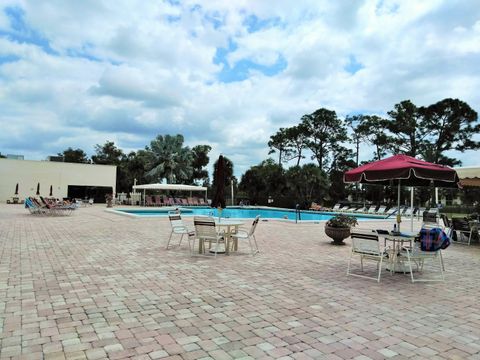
[114, 206, 383, 221]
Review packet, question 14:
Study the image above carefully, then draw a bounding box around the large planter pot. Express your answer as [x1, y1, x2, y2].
[325, 226, 351, 245]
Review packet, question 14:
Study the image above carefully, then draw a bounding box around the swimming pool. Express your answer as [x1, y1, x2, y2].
[112, 206, 384, 221]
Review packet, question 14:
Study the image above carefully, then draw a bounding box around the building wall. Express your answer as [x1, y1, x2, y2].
[0, 159, 116, 202]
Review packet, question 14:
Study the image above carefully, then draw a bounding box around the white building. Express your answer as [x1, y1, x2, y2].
[0, 159, 117, 203]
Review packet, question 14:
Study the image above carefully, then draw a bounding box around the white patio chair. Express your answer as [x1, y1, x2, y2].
[347, 229, 388, 282]
[451, 218, 475, 246]
[166, 213, 194, 250]
[404, 227, 446, 283]
[193, 216, 225, 257]
[231, 215, 260, 256]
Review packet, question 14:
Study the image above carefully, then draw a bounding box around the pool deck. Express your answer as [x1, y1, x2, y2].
[0, 204, 479, 359]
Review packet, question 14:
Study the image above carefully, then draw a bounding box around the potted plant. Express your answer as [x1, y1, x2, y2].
[324, 214, 358, 245]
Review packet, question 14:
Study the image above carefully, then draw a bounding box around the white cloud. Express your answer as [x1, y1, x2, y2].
[0, 0, 479, 177]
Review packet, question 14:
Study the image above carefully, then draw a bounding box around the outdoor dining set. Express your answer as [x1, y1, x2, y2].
[165, 212, 260, 257]
[346, 224, 450, 283]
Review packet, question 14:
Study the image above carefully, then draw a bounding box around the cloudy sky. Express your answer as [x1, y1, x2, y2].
[1, 0, 479, 177]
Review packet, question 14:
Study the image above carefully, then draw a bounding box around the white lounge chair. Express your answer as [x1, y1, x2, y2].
[375, 206, 386, 215]
[384, 207, 397, 218]
[403, 207, 414, 217]
[367, 206, 378, 214]
[332, 204, 342, 211]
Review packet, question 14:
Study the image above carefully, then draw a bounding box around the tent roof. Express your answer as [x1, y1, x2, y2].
[133, 183, 207, 191]
[455, 166, 480, 187]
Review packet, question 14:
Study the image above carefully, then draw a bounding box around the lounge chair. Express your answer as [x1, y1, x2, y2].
[309, 202, 322, 211]
[154, 195, 163, 207]
[190, 197, 199, 206]
[403, 207, 414, 217]
[332, 204, 342, 211]
[375, 206, 386, 215]
[145, 196, 154, 206]
[40, 196, 75, 216]
[367, 206, 378, 214]
[25, 197, 47, 215]
[384, 207, 398, 218]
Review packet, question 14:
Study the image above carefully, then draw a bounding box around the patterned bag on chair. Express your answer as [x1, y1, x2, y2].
[420, 228, 450, 251]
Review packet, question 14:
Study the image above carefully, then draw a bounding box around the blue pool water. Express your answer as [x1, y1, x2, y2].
[114, 206, 383, 221]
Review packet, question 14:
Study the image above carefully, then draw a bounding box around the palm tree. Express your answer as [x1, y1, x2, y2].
[146, 134, 193, 184]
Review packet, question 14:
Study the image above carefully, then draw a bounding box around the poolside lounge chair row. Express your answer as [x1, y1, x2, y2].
[328, 204, 429, 218]
[25, 197, 77, 216]
[145, 195, 207, 207]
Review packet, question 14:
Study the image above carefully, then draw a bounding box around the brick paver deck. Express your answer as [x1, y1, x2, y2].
[0, 204, 479, 360]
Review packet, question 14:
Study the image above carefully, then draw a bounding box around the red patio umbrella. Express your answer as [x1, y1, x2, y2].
[344, 155, 461, 230]
[344, 155, 460, 187]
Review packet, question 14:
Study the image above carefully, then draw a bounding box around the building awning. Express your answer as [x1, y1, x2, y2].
[132, 183, 207, 191]
[455, 166, 480, 187]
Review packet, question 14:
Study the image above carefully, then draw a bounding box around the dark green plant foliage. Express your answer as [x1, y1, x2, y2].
[326, 214, 358, 228]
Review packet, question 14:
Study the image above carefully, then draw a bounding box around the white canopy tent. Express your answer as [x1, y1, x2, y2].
[132, 183, 208, 206]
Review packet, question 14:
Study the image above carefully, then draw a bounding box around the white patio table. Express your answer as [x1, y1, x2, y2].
[214, 218, 244, 254]
[383, 231, 418, 273]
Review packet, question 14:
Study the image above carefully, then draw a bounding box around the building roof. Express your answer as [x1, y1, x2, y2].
[132, 183, 207, 191]
[454, 166, 480, 187]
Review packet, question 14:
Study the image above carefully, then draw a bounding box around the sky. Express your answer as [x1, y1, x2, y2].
[1, 0, 480, 178]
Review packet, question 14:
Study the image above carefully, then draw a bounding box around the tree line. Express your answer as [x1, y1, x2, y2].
[239, 98, 479, 208]
[10, 97, 477, 207]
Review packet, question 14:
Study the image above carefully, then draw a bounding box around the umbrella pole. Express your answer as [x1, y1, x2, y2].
[410, 187, 414, 231]
[397, 181, 401, 231]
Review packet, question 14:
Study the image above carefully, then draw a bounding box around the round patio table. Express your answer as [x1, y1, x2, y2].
[212, 219, 244, 254]
[384, 231, 418, 273]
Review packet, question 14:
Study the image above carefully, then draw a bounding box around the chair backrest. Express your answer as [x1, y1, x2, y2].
[423, 211, 437, 223]
[249, 215, 260, 236]
[169, 213, 184, 229]
[350, 229, 380, 255]
[194, 216, 217, 239]
[451, 217, 470, 231]
[440, 214, 451, 228]
[376, 206, 386, 214]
